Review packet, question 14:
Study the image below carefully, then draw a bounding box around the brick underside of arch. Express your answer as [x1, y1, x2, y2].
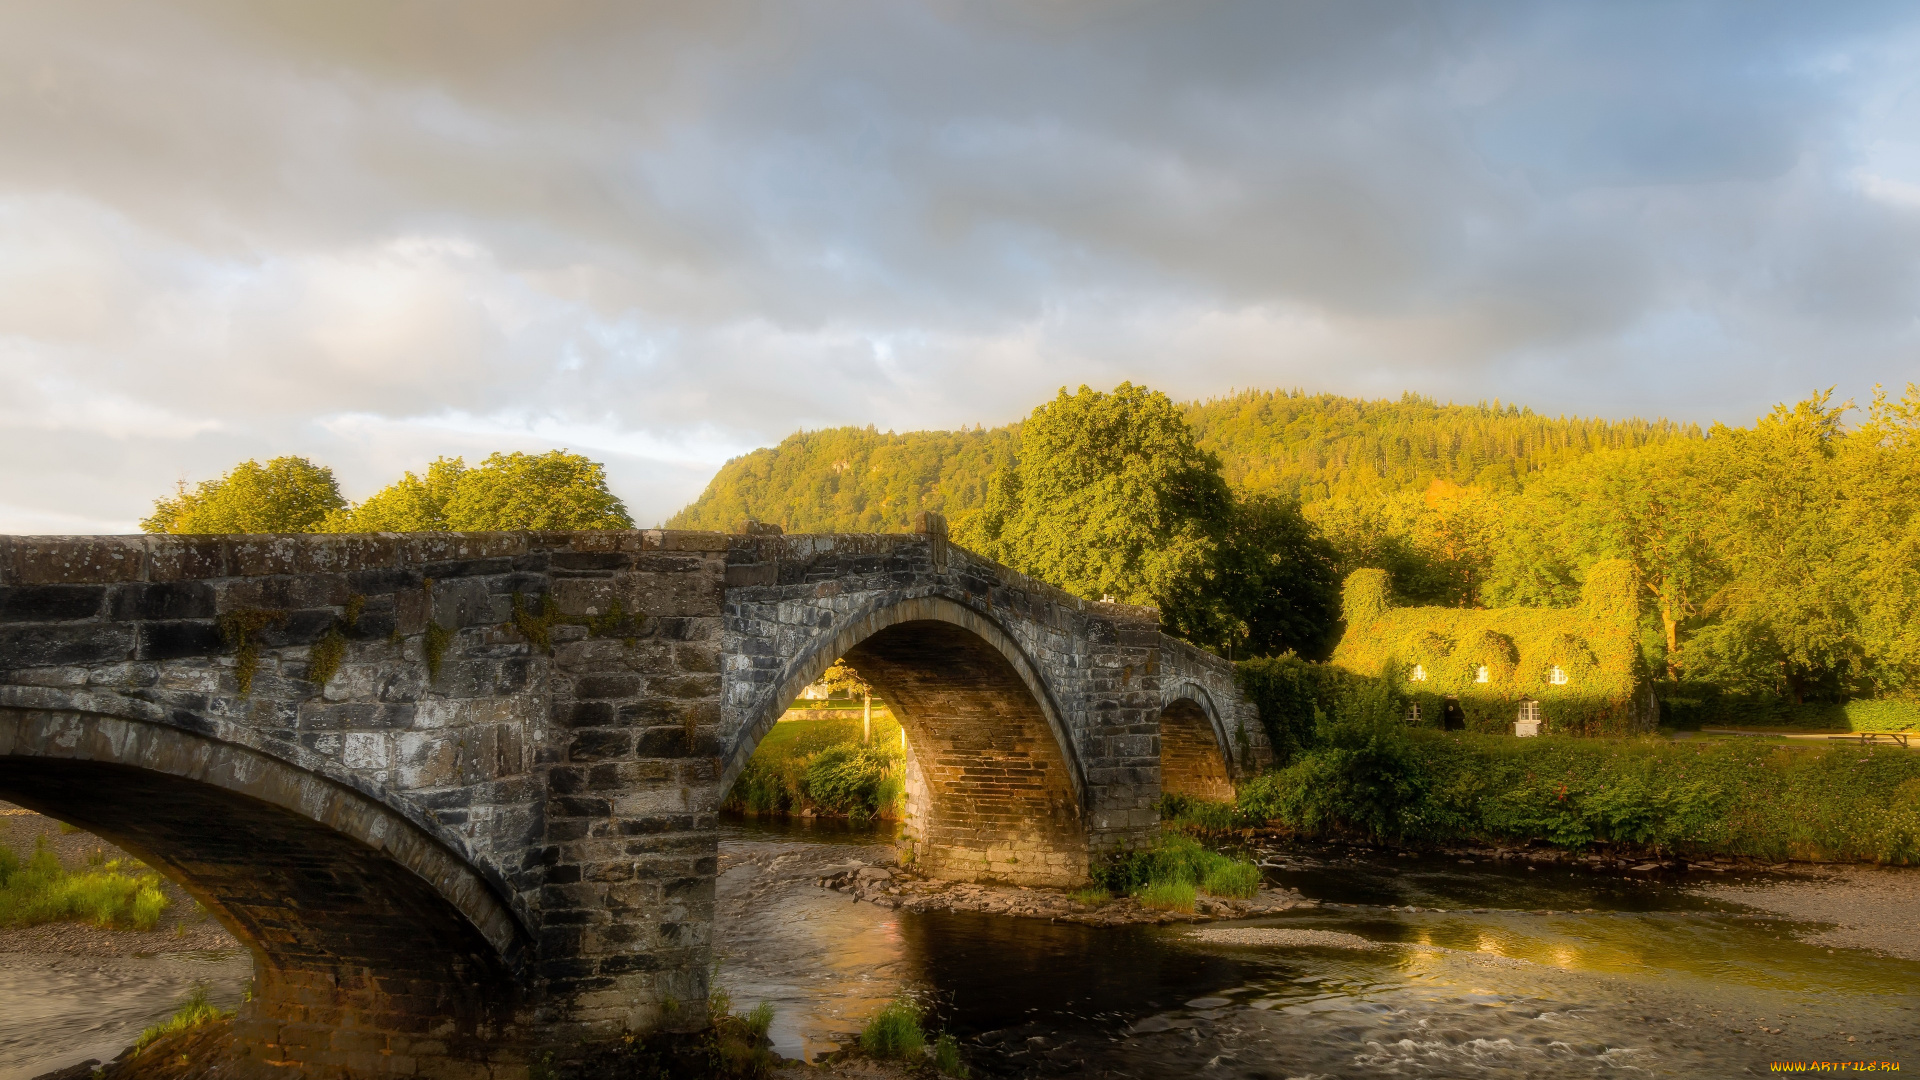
[0, 709, 530, 1074]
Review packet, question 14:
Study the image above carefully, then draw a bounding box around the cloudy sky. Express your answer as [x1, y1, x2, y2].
[4, 1, 1918, 531]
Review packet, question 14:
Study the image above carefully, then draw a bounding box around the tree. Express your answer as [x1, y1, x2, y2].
[323, 457, 467, 532]
[955, 382, 1234, 611]
[1486, 441, 1722, 678]
[443, 451, 633, 530]
[819, 659, 879, 744]
[954, 382, 1341, 659]
[142, 457, 345, 534]
[325, 451, 634, 532]
[1692, 392, 1861, 702]
[1843, 383, 1920, 695]
[1204, 495, 1342, 660]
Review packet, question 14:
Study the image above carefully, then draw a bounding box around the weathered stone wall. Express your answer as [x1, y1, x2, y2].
[0, 524, 1256, 1073]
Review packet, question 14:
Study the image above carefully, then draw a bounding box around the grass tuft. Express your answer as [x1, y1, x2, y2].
[933, 1032, 969, 1077]
[134, 983, 229, 1054]
[859, 994, 926, 1060]
[1135, 879, 1197, 912]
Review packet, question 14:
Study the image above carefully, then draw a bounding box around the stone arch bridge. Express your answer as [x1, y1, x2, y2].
[0, 519, 1264, 1075]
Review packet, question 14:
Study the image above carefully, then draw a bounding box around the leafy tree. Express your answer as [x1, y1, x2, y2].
[818, 659, 880, 743]
[1844, 384, 1920, 695]
[1690, 392, 1864, 702]
[441, 451, 632, 530]
[955, 382, 1234, 617]
[141, 457, 345, 534]
[322, 457, 466, 532]
[1204, 495, 1342, 660]
[955, 383, 1340, 658]
[1485, 441, 1722, 678]
[325, 451, 633, 532]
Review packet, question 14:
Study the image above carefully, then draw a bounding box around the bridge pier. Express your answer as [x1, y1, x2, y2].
[0, 528, 1265, 1073]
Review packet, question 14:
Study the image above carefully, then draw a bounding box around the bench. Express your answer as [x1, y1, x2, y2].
[1829, 731, 1912, 748]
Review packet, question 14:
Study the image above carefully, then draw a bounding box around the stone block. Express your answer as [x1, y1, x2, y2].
[0, 584, 108, 622]
[3, 537, 148, 585]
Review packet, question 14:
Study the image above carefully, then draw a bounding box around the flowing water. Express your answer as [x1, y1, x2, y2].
[717, 817, 1920, 1078]
[5, 820, 1914, 1078]
[0, 951, 251, 1080]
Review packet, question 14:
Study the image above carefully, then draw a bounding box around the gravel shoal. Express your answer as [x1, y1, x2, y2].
[1692, 863, 1920, 960]
[1184, 927, 1386, 950]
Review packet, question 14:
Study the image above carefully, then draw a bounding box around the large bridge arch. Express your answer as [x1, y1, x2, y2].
[0, 707, 533, 1068]
[723, 594, 1089, 886]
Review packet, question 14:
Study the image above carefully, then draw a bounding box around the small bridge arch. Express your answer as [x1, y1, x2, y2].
[1158, 679, 1239, 802]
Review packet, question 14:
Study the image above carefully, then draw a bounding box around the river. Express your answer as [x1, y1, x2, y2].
[718, 817, 1919, 1078]
[6, 816, 1917, 1078]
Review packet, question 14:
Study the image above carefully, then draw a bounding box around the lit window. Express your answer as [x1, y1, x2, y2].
[1549, 666, 1568, 685]
[1519, 700, 1541, 723]
[1475, 665, 1490, 684]
[1410, 664, 1427, 682]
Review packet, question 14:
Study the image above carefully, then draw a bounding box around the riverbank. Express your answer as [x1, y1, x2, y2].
[0, 806, 241, 959]
[1221, 728, 1920, 864]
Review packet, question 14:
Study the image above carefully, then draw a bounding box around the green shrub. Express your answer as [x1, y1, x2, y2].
[0, 838, 170, 930]
[804, 744, 901, 822]
[1157, 792, 1237, 835]
[1092, 832, 1262, 900]
[933, 1032, 969, 1078]
[859, 995, 926, 1060]
[724, 715, 906, 821]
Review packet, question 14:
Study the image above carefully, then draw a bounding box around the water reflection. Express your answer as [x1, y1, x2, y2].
[718, 816, 1920, 1077]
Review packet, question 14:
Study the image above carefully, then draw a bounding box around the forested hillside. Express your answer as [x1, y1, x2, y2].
[668, 391, 1698, 531]
[1188, 391, 1698, 502]
[668, 425, 1016, 533]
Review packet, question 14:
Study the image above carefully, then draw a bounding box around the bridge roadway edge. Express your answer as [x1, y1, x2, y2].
[0, 527, 1265, 1075]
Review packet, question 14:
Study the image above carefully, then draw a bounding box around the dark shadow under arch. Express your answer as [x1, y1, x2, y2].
[0, 709, 530, 1065]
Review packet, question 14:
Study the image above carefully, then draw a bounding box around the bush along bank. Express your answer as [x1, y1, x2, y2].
[724, 715, 906, 822]
[1206, 687, 1920, 863]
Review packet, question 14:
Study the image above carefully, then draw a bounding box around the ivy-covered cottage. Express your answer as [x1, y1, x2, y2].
[1331, 560, 1656, 736]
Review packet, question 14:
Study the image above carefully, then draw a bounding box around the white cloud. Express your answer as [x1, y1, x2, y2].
[4, 2, 1920, 532]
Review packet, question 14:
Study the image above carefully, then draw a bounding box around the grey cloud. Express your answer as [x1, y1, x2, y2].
[2, 0, 1919, 530]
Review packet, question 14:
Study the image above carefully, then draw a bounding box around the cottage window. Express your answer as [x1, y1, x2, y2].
[1474, 665, 1490, 684]
[1410, 664, 1427, 682]
[1549, 665, 1568, 685]
[1406, 702, 1422, 723]
[1519, 699, 1541, 723]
